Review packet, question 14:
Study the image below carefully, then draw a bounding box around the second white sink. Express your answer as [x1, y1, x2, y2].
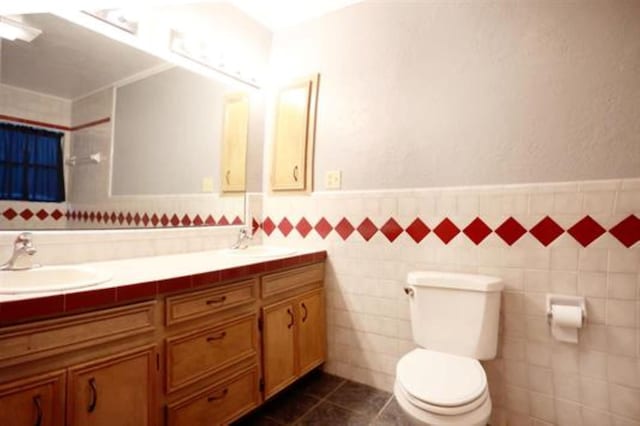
[0, 265, 111, 294]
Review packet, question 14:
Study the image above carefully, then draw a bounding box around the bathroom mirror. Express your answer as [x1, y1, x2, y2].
[0, 10, 264, 231]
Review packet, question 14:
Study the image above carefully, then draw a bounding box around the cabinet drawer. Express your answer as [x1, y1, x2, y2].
[261, 263, 324, 299]
[0, 302, 155, 366]
[167, 366, 260, 426]
[165, 279, 257, 326]
[166, 314, 257, 392]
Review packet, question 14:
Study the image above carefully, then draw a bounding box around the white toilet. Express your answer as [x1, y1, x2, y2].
[394, 271, 503, 426]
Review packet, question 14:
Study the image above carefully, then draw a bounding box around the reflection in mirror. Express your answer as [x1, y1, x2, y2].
[0, 9, 264, 231]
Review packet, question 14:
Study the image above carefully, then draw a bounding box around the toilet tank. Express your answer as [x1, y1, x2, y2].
[406, 271, 503, 360]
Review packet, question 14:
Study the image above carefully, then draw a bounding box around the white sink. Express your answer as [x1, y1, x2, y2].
[223, 246, 297, 258]
[0, 266, 111, 294]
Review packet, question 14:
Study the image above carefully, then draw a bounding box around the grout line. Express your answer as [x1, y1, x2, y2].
[290, 378, 348, 425]
[369, 394, 394, 424]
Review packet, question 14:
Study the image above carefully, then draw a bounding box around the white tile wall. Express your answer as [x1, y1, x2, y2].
[261, 178, 640, 425]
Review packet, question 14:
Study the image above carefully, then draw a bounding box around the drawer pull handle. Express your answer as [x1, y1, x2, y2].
[301, 302, 308, 322]
[33, 395, 42, 426]
[88, 377, 98, 413]
[293, 165, 299, 182]
[206, 296, 227, 305]
[287, 308, 294, 328]
[207, 388, 228, 402]
[225, 170, 231, 184]
[206, 332, 227, 342]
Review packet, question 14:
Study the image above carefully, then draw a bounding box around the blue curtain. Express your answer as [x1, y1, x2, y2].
[0, 122, 65, 202]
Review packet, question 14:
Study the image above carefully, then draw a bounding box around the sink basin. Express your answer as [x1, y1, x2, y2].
[223, 246, 297, 258]
[0, 266, 111, 294]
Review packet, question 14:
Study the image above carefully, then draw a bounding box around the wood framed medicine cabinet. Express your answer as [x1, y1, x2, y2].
[270, 73, 320, 193]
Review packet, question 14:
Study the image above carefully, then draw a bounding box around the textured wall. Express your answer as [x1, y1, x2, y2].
[269, 0, 640, 191]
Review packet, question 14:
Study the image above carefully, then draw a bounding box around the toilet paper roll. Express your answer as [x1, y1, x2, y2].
[550, 305, 583, 344]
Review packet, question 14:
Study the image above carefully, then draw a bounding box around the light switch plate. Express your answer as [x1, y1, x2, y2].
[325, 170, 341, 189]
[201, 177, 214, 192]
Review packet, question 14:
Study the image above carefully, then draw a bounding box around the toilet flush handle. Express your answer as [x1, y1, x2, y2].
[403, 287, 414, 297]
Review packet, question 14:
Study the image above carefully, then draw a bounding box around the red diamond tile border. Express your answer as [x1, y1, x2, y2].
[433, 218, 460, 244]
[381, 218, 403, 242]
[296, 218, 313, 238]
[568, 215, 606, 247]
[19, 209, 34, 220]
[529, 216, 564, 247]
[609, 215, 640, 248]
[335, 218, 355, 240]
[314, 218, 333, 239]
[0, 202, 637, 249]
[495, 217, 527, 246]
[36, 209, 48, 220]
[357, 218, 378, 241]
[2, 208, 17, 220]
[463, 218, 492, 245]
[252, 218, 261, 235]
[405, 218, 430, 243]
[278, 218, 294, 236]
[262, 217, 276, 236]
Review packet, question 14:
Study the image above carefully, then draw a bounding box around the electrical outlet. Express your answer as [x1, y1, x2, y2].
[201, 177, 214, 192]
[325, 170, 342, 189]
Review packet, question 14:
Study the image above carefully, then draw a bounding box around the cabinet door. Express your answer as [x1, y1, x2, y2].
[220, 93, 249, 193]
[271, 74, 319, 192]
[261, 301, 297, 399]
[297, 289, 326, 375]
[67, 346, 156, 426]
[0, 371, 65, 426]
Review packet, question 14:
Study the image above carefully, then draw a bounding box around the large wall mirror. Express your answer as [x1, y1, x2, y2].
[0, 7, 265, 230]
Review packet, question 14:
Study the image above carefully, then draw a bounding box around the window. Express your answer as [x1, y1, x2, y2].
[0, 122, 65, 202]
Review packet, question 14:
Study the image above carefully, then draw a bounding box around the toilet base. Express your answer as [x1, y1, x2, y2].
[393, 381, 491, 426]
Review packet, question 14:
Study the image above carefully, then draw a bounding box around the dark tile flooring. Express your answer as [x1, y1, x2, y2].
[233, 370, 415, 426]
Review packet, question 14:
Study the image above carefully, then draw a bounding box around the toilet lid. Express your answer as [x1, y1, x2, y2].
[396, 349, 487, 407]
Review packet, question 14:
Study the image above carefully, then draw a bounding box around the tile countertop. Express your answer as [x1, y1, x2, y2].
[0, 247, 327, 324]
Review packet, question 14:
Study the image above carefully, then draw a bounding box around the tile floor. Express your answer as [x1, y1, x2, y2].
[233, 370, 415, 425]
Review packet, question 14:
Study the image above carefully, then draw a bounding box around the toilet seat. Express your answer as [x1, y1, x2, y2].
[396, 349, 488, 416]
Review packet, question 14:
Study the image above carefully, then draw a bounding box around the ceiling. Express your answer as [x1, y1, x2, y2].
[0, 1, 365, 98]
[227, 0, 364, 30]
[1, 13, 164, 99]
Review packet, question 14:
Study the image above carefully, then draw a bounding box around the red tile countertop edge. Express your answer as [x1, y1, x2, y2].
[0, 250, 327, 325]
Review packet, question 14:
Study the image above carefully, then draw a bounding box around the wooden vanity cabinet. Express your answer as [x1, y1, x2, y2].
[0, 259, 326, 425]
[0, 371, 65, 426]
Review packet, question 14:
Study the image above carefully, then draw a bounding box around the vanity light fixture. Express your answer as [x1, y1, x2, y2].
[83, 9, 139, 34]
[169, 29, 259, 88]
[0, 16, 42, 42]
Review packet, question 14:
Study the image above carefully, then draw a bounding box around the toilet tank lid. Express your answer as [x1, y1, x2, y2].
[407, 271, 503, 292]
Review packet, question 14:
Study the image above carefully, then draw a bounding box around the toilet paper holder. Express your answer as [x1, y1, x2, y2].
[545, 294, 587, 325]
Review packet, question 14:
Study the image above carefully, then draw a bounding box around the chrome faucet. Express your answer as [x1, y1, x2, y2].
[1, 232, 40, 271]
[231, 228, 252, 250]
